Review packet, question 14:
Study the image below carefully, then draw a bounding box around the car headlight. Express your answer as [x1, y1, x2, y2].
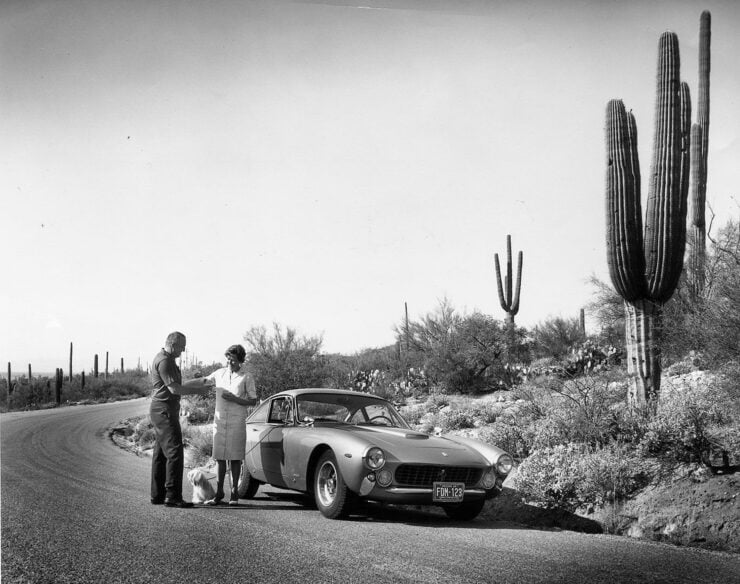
[496, 453, 514, 476]
[481, 468, 497, 489]
[364, 447, 386, 470]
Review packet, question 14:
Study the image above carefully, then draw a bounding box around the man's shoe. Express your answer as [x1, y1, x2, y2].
[150, 498, 165, 505]
[164, 498, 194, 508]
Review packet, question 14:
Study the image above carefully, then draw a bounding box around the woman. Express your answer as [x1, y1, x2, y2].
[204, 344, 257, 506]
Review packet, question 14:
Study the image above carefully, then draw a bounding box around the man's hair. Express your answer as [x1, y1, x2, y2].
[165, 331, 186, 349]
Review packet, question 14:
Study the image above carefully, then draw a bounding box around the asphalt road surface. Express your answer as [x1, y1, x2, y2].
[2, 398, 739, 584]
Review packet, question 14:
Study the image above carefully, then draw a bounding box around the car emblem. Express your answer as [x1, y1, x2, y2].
[441, 451, 448, 457]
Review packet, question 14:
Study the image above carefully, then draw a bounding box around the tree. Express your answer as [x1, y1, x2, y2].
[531, 316, 586, 360]
[243, 323, 327, 399]
[395, 299, 516, 393]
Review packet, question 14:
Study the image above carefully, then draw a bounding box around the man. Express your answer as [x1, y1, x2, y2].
[150, 331, 212, 508]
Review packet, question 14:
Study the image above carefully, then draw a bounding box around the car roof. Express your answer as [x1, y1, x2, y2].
[271, 388, 389, 401]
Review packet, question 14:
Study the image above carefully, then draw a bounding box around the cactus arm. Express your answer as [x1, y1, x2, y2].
[644, 32, 684, 302]
[505, 235, 513, 306]
[668, 81, 692, 290]
[698, 11, 710, 187]
[510, 250, 522, 315]
[494, 254, 508, 311]
[689, 11, 710, 298]
[605, 99, 645, 301]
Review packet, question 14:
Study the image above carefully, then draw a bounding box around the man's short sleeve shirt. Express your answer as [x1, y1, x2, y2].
[151, 349, 182, 403]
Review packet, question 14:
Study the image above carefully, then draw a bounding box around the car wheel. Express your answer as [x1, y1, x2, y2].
[314, 451, 352, 519]
[442, 499, 485, 521]
[238, 463, 261, 499]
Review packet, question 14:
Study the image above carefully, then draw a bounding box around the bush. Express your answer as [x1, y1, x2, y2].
[515, 443, 648, 512]
[514, 444, 586, 511]
[244, 323, 329, 399]
[437, 409, 477, 431]
[478, 421, 529, 460]
[637, 372, 740, 464]
[397, 300, 523, 393]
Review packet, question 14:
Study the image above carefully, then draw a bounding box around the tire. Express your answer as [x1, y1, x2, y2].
[237, 462, 261, 499]
[442, 499, 486, 521]
[314, 451, 353, 519]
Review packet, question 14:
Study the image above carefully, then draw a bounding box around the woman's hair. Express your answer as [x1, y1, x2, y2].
[224, 344, 246, 363]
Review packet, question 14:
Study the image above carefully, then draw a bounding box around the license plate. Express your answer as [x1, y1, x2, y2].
[433, 482, 465, 502]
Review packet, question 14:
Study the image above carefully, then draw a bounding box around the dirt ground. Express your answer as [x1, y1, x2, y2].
[478, 466, 740, 554]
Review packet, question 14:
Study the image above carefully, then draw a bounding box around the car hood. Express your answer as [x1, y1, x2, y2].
[343, 426, 489, 466]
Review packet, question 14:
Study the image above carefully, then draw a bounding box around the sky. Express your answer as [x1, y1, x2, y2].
[2, 0, 739, 375]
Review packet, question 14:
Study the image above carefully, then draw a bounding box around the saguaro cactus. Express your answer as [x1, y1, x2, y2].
[494, 234, 523, 326]
[606, 32, 691, 411]
[689, 11, 711, 298]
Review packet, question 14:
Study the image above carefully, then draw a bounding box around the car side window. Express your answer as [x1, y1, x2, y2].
[247, 400, 270, 423]
[268, 397, 293, 424]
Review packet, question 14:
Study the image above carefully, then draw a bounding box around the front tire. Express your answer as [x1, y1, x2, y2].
[238, 462, 261, 499]
[442, 499, 486, 521]
[314, 451, 352, 519]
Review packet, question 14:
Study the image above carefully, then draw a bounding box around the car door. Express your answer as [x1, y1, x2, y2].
[257, 396, 295, 487]
[245, 400, 271, 481]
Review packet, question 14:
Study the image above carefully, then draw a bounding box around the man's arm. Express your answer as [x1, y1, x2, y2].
[166, 378, 213, 396]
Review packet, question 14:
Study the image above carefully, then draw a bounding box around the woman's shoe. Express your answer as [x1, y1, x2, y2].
[204, 498, 223, 506]
[229, 491, 239, 506]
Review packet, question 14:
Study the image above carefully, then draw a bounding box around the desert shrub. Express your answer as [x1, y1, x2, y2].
[132, 416, 156, 450]
[183, 424, 213, 467]
[576, 443, 650, 507]
[529, 372, 628, 448]
[1, 378, 55, 411]
[478, 420, 529, 460]
[181, 396, 214, 424]
[531, 316, 585, 360]
[637, 373, 739, 464]
[399, 403, 426, 426]
[396, 300, 523, 393]
[423, 391, 451, 413]
[514, 444, 586, 511]
[515, 443, 648, 511]
[437, 408, 477, 431]
[244, 323, 329, 399]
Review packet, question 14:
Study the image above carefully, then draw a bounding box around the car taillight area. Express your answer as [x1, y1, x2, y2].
[394, 465, 483, 488]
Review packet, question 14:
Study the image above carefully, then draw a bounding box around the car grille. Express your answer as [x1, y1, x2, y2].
[394, 465, 482, 488]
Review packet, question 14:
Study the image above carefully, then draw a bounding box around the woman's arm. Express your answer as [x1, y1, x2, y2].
[221, 392, 256, 406]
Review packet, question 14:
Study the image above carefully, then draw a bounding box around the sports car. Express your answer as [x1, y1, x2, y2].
[238, 388, 513, 520]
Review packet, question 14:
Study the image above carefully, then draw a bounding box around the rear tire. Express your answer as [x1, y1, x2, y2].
[314, 451, 352, 519]
[238, 462, 261, 499]
[442, 499, 485, 521]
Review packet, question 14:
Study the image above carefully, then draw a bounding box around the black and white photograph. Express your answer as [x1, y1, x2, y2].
[2, 1, 740, 582]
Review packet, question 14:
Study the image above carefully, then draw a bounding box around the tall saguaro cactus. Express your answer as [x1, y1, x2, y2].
[689, 10, 711, 299]
[605, 31, 691, 411]
[494, 234, 523, 326]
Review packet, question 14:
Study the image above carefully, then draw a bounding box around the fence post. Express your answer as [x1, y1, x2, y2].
[6, 362, 12, 395]
[120, 357, 124, 374]
[69, 342, 73, 382]
[81, 370, 86, 391]
[94, 354, 99, 378]
[105, 352, 109, 380]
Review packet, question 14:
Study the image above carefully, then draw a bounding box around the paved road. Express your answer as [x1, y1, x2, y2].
[2, 398, 739, 584]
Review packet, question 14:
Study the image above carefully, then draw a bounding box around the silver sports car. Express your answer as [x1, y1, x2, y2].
[238, 388, 513, 520]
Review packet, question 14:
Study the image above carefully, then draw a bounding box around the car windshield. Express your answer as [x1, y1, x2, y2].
[296, 393, 410, 429]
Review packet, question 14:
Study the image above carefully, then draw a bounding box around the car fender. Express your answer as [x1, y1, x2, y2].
[300, 429, 375, 494]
